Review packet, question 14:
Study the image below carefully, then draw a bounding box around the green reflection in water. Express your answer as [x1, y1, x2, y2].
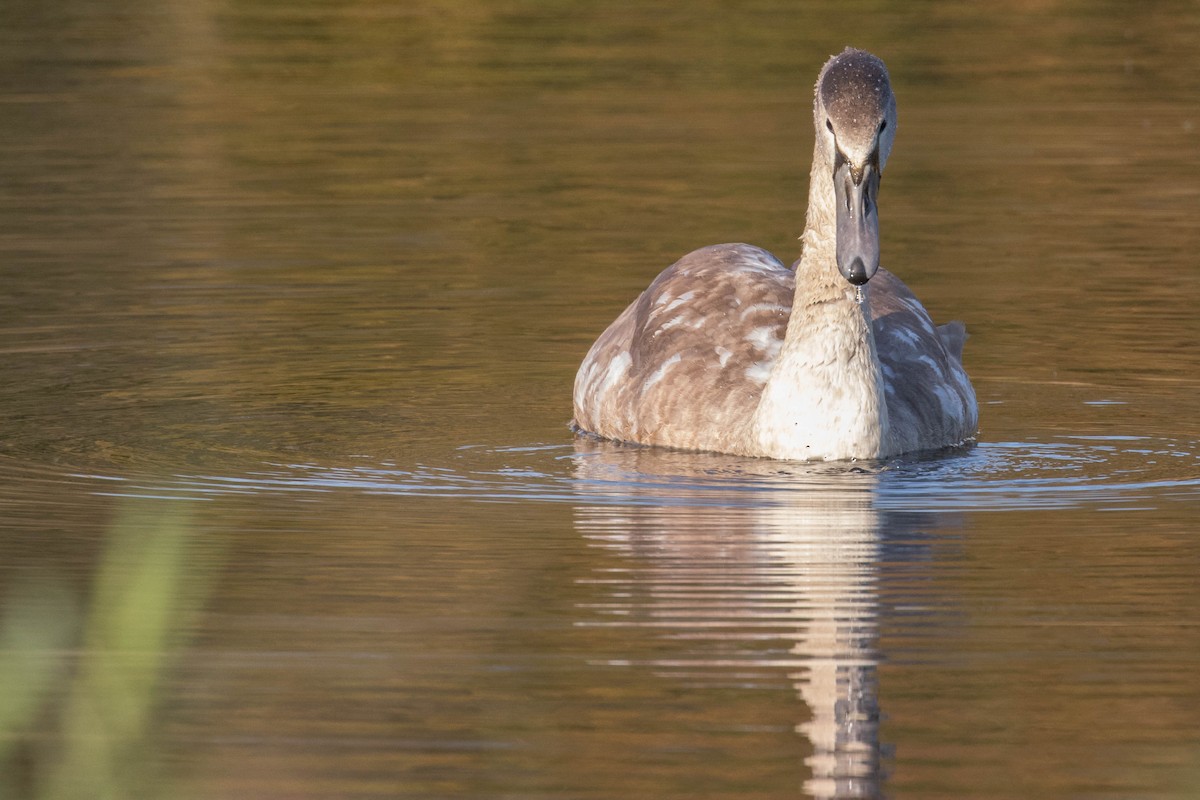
[0, 499, 211, 800]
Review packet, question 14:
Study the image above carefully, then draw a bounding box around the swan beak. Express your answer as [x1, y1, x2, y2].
[834, 161, 881, 286]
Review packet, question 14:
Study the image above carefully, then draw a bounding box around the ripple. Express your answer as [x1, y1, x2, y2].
[31, 433, 1200, 512]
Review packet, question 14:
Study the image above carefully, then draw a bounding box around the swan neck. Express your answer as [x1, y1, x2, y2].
[795, 137, 844, 302]
[749, 134, 890, 460]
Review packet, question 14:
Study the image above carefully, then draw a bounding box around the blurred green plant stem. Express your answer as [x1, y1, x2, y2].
[0, 499, 210, 800]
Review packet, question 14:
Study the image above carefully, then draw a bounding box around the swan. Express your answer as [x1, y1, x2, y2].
[572, 47, 978, 461]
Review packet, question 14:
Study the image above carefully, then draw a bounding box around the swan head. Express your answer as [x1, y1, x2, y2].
[815, 48, 897, 287]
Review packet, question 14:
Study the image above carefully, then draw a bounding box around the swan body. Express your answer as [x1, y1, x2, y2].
[572, 48, 978, 461]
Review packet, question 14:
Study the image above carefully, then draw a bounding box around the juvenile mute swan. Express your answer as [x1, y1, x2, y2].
[573, 47, 978, 461]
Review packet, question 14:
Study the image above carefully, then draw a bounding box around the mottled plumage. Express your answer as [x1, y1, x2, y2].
[574, 244, 792, 454]
[573, 48, 978, 461]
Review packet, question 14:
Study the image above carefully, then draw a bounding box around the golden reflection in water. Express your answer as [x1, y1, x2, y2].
[572, 441, 884, 798]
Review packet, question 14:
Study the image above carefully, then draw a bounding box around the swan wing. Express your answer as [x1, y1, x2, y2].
[574, 243, 793, 453]
[869, 268, 978, 452]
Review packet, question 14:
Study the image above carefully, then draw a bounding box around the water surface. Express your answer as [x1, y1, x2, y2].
[1, 1, 1199, 798]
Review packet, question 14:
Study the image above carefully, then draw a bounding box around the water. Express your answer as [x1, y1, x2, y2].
[2, 1, 1199, 798]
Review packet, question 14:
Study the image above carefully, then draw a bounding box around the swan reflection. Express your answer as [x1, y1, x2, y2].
[572, 438, 888, 798]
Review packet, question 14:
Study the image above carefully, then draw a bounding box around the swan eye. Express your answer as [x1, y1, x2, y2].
[826, 119, 834, 134]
